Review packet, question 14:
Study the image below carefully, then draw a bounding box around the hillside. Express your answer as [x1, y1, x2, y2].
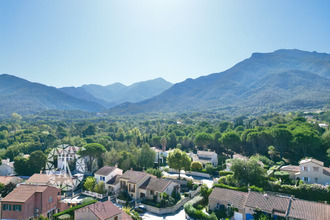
[108, 49, 330, 115]
[60, 77, 173, 107]
[0, 74, 104, 118]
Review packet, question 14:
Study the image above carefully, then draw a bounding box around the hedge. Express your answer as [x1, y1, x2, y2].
[213, 183, 248, 192]
[218, 171, 233, 177]
[184, 204, 217, 220]
[53, 199, 98, 220]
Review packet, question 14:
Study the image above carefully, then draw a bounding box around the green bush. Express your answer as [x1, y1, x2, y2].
[219, 171, 233, 176]
[213, 183, 248, 192]
[274, 171, 290, 182]
[191, 161, 203, 172]
[146, 168, 163, 178]
[249, 185, 264, 193]
[184, 204, 217, 220]
[53, 199, 97, 220]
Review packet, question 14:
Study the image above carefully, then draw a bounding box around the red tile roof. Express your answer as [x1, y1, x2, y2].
[85, 201, 122, 220]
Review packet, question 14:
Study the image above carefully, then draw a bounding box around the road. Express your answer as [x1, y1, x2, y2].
[163, 171, 215, 188]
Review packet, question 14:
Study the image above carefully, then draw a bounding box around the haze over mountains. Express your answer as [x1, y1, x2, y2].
[109, 49, 330, 115]
[0, 49, 329, 118]
[59, 78, 173, 108]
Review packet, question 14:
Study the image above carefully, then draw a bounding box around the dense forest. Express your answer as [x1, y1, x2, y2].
[0, 110, 329, 176]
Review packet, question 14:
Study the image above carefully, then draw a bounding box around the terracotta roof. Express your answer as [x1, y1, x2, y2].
[299, 158, 324, 166]
[95, 166, 117, 176]
[84, 201, 122, 220]
[122, 210, 133, 220]
[209, 187, 248, 209]
[139, 177, 174, 192]
[25, 173, 51, 185]
[2, 185, 57, 203]
[322, 167, 330, 176]
[120, 171, 150, 184]
[280, 165, 300, 173]
[288, 198, 330, 220]
[0, 176, 15, 185]
[245, 191, 291, 216]
[107, 175, 121, 185]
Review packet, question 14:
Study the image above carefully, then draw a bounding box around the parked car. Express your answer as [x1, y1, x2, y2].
[135, 205, 146, 213]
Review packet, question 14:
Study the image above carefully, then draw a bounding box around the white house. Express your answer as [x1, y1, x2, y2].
[0, 159, 15, 176]
[56, 145, 81, 170]
[191, 150, 218, 167]
[295, 158, 330, 185]
[94, 165, 123, 194]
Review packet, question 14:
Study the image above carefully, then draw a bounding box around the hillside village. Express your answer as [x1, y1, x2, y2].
[0, 111, 329, 220]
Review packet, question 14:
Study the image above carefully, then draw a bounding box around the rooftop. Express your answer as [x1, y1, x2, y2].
[209, 187, 248, 209]
[120, 170, 150, 184]
[280, 165, 300, 172]
[139, 177, 174, 192]
[25, 173, 51, 185]
[197, 150, 216, 157]
[82, 201, 122, 220]
[107, 174, 121, 185]
[0, 176, 18, 185]
[299, 158, 324, 166]
[95, 166, 118, 176]
[2, 185, 58, 203]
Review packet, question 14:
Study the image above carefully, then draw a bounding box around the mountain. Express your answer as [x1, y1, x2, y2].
[60, 77, 173, 107]
[108, 49, 330, 115]
[0, 74, 104, 117]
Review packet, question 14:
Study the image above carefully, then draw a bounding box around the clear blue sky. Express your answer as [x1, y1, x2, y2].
[1, 0, 329, 87]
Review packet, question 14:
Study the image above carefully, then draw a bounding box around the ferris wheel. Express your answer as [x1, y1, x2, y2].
[45, 144, 86, 191]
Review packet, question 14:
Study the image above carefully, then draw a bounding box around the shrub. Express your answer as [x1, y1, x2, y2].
[191, 161, 203, 172]
[146, 168, 163, 178]
[213, 183, 248, 192]
[274, 171, 290, 182]
[205, 164, 216, 175]
[83, 177, 96, 191]
[249, 185, 264, 193]
[184, 204, 217, 220]
[53, 199, 97, 219]
[187, 180, 193, 190]
[219, 171, 233, 176]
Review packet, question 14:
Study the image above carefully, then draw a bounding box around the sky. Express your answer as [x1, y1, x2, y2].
[0, 0, 329, 88]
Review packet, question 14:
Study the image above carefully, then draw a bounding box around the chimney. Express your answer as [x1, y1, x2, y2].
[131, 167, 133, 171]
[115, 163, 118, 168]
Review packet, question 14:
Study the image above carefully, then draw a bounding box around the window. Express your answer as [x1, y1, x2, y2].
[303, 166, 309, 171]
[303, 177, 309, 182]
[114, 216, 118, 220]
[315, 178, 318, 182]
[313, 167, 319, 172]
[49, 196, 53, 202]
[3, 204, 11, 211]
[103, 176, 105, 181]
[13, 205, 21, 211]
[100, 176, 103, 180]
[150, 190, 154, 195]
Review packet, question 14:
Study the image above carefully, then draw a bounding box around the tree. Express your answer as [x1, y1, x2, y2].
[292, 129, 321, 159]
[190, 161, 203, 172]
[14, 156, 30, 175]
[1, 182, 16, 197]
[138, 143, 156, 170]
[160, 136, 167, 151]
[146, 168, 163, 178]
[94, 181, 106, 194]
[79, 143, 106, 171]
[220, 132, 241, 153]
[84, 176, 96, 191]
[271, 128, 293, 159]
[194, 132, 213, 150]
[29, 150, 47, 174]
[167, 149, 191, 179]
[230, 158, 266, 187]
[82, 125, 96, 137]
[268, 146, 276, 160]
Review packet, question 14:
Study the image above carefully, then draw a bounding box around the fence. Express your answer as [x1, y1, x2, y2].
[81, 190, 107, 199]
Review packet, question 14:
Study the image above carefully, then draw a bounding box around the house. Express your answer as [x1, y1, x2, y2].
[151, 147, 168, 164]
[209, 187, 330, 220]
[106, 175, 122, 195]
[0, 184, 68, 220]
[295, 158, 330, 185]
[0, 176, 23, 186]
[74, 200, 132, 220]
[191, 150, 218, 167]
[119, 170, 152, 200]
[280, 165, 300, 179]
[0, 159, 15, 176]
[94, 165, 123, 185]
[139, 176, 180, 202]
[25, 173, 52, 185]
[226, 154, 264, 171]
